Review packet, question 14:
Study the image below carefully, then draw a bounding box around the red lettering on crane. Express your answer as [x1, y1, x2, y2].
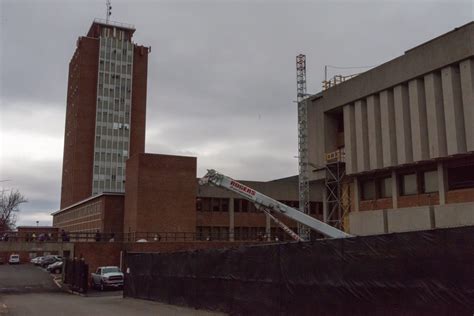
[230, 180, 256, 196]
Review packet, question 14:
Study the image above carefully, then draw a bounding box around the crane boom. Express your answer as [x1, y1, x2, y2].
[199, 169, 352, 239]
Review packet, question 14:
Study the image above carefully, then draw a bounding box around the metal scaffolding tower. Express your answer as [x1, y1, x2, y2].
[296, 54, 310, 240]
[324, 150, 351, 230]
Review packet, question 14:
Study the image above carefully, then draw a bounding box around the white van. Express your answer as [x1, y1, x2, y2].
[9, 254, 20, 264]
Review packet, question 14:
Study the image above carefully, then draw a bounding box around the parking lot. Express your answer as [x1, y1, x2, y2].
[0, 264, 224, 315]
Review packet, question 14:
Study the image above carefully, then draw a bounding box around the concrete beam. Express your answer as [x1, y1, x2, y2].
[460, 58, 474, 152]
[424, 72, 447, 158]
[343, 104, 357, 174]
[367, 95, 383, 169]
[355, 100, 369, 172]
[394, 84, 413, 164]
[408, 78, 429, 161]
[353, 178, 360, 212]
[229, 197, 234, 241]
[391, 170, 398, 209]
[380, 89, 397, 167]
[442, 65, 467, 155]
[437, 162, 446, 205]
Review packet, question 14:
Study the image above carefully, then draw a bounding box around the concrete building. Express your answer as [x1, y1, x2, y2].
[60, 19, 149, 209]
[307, 22, 474, 236]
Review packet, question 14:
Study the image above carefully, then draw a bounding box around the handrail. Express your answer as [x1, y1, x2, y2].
[93, 18, 135, 30]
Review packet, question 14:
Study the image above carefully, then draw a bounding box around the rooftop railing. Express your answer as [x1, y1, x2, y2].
[93, 18, 135, 30]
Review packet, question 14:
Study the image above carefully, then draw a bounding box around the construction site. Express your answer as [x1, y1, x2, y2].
[1, 9, 473, 315]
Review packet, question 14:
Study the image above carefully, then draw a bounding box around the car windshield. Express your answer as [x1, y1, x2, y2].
[102, 267, 119, 274]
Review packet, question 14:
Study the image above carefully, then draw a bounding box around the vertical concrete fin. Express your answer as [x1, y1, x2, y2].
[442, 65, 467, 155]
[425, 72, 447, 158]
[460, 58, 474, 152]
[367, 95, 383, 169]
[380, 89, 398, 167]
[394, 84, 413, 164]
[355, 100, 369, 172]
[409, 78, 429, 161]
[343, 104, 357, 174]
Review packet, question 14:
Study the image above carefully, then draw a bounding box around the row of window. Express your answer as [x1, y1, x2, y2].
[95, 124, 130, 138]
[100, 33, 133, 49]
[92, 179, 125, 193]
[54, 202, 102, 225]
[100, 50, 132, 63]
[196, 198, 323, 215]
[360, 163, 474, 200]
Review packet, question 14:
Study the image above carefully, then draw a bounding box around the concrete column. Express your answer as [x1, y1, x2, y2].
[229, 197, 234, 241]
[408, 78, 429, 161]
[424, 72, 447, 158]
[353, 178, 360, 212]
[442, 65, 467, 155]
[367, 95, 383, 169]
[355, 100, 369, 172]
[391, 170, 398, 209]
[380, 89, 397, 167]
[394, 84, 413, 164]
[460, 58, 474, 152]
[343, 104, 357, 174]
[437, 162, 447, 205]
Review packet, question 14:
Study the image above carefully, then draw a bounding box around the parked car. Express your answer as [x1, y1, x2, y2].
[47, 261, 63, 274]
[40, 255, 61, 268]
[91, 266, 124, 291]
[9, 254, 20, 264]
[31, 256, 44, 265]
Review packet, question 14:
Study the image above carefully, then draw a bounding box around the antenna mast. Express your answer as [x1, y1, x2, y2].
[106, 0, 112, 24]
[296, 54, 311, 241]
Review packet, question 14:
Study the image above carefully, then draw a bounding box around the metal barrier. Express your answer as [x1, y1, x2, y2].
[64, 258, 89, 294]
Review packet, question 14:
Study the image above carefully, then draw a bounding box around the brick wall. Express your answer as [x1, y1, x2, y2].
[130, 45, 148, 156]
[124, 153, 197, 233]
[60, 36, 99, 209]
[446, 188, 474, 204]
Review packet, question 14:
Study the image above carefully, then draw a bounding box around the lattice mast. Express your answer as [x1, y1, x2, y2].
[296, 54, 311, 241]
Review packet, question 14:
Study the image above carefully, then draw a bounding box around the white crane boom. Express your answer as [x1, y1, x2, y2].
[199, 169, 352, 240]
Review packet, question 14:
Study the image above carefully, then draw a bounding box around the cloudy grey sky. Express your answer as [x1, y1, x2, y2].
[0, 0, 472, 226]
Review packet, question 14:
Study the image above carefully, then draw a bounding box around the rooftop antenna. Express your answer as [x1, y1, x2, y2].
[106, 0, 112, 24]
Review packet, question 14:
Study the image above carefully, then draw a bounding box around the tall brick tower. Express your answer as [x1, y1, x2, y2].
[60, 19, 149, 209]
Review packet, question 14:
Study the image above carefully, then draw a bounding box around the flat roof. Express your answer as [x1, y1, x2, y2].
[51, 192, 125, 216]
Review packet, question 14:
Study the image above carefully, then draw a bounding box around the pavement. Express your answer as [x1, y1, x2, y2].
[0, 264, 225, 316]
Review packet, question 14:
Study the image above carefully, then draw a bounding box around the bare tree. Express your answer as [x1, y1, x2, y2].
[0, 190, 27, 231]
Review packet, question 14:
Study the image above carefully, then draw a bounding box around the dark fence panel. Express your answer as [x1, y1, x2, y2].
[64, 258, 89, 294]
[124, 226, 474, 315]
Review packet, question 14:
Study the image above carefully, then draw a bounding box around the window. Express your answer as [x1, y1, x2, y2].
[400, 174, 417, 195]
[379, 177, 392, 198]
[423, 170, 438, 193]
[211, 198, 220, 212]
[448, 164, 474, 190]
[361, 180, 376, 200]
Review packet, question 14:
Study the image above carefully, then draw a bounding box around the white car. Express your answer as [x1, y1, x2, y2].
[9, 254, 20, 264]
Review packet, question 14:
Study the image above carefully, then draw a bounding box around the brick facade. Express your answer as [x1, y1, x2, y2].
[124, 153, 197, 234]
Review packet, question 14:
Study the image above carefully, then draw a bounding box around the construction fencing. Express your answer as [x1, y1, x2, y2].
[123, 226, 474, 315]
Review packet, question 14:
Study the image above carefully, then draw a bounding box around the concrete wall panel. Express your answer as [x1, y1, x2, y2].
[386, 206, 432, 233]
[424, 72, 447, 158]
[460, 58, 474, 152]
[343, 104, 357, 174]
[394, 85, 413, 164]
[349, 210, 385, 236]
[355, 100, 369, 172]
[434, 202, 474, 228]
[367, 95, 383, 169]
[442, 65, 467, 154]
[380, 90, 397, 167]
[408, 78, 429, 161]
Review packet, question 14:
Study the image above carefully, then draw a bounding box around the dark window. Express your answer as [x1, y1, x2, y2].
[196, 198, 202, 211]
[241, 200, 249, 212]
[211, 198, 220, 212]
[221, 199, 229, 212]
[400, 173, 417, 196]
[378, 177, 392, 198]
[422, 170, 438, 193]
[201, 198, 211, 212]
[234, 199, 241, 212]
[361, 180, 376, 200]
[448, 164, 474, 190]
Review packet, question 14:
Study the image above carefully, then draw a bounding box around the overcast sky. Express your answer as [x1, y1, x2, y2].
[0, 0, 472, 226]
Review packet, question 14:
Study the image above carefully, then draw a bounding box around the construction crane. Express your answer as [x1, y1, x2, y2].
[199, 170, 352, 240]
[296, 54, 311, 240]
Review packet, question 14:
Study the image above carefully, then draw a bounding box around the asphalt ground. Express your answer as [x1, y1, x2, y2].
[0, 264, 225, 316]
